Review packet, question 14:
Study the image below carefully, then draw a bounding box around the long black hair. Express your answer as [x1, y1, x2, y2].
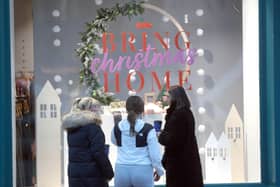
[126, 96, 144, 136]
[167, 85, 191, 114]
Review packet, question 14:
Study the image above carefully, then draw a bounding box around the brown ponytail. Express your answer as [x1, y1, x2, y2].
[126, 96, 144, 136]
[127, 110, 137, 136]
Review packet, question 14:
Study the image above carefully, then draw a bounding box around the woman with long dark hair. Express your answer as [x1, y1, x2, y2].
[111, 96, 164, 187]
[159, 85, 203, 187]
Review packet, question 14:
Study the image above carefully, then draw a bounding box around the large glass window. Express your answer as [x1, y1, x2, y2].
[12, 0, 260, 186]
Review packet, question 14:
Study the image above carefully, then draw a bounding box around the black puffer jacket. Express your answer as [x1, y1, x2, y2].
[63, 111, 114, 187]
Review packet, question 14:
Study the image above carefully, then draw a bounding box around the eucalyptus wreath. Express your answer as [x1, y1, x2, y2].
[76, 1, 145, 105]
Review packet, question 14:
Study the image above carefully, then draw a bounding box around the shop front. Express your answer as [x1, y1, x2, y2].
[0, 0, 280, 187]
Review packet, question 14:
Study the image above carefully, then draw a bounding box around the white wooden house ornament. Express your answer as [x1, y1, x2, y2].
[36, 81, 62, 187]
[225, 104, 245, 182]
[205, 104, 244, 183]
[217, 132, 231, 182]
[205, 132, 219, 183]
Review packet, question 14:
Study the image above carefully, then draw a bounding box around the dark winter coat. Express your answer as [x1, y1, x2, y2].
[62, 111, 114, 187]
[159, 107, 203, 187]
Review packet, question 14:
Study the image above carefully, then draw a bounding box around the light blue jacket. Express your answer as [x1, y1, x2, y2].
[111, 118, 164, 176]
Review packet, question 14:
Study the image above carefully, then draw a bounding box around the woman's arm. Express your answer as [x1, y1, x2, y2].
[147, 129, 165, 176]
[88, 125, 114, 180]
[111, 129, 117, 145]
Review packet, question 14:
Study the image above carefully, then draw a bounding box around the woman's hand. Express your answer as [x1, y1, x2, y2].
[153, 171, 161, 181]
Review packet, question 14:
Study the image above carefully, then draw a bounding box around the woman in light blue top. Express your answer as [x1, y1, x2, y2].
[111, 96, 164, 187]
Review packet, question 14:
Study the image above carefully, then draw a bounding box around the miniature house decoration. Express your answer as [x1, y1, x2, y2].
[217, 132, 231, 182]
[205, 132, 219, 183]
[225, 104, 245, 182]
[36, 81, 62, 187]
[205, 104, 244, 183]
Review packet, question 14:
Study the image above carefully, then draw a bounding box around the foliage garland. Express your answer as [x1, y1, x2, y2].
[76, 1, 145, 105]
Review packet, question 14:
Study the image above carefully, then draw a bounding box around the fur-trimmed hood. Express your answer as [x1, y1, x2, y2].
[62, 111, 102, 130]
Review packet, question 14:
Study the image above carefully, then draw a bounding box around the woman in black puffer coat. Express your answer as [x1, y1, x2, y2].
[63, 97, 114, 187]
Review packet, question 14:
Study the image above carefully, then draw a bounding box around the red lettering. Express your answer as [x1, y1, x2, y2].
[115, 72, 120, 93]
[126, 71, 144, 92]
[154, 32, 169, 51]
[102, 32, 116, 53]
[121, 32, 136, 53]
[102, 30, 191, 53]
[103, 71, 120, 93]
[175, 31, 191, 51]
[103, 72, 109, 92]
[151, 71, 170, 92]
[141, 32, 148, 51]
[178, 70, 192, 90]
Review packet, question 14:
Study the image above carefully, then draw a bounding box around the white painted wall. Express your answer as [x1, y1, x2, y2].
[243, 0, 260, 182]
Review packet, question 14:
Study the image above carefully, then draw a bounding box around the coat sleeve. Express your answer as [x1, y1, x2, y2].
[159, 109, 195, 149]
[147, 129, 165, 176]
[111, 129, 117, 145]
[88, 125, 114, 180]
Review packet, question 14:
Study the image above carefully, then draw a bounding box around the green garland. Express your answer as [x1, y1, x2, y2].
[76, 1, 145, 105]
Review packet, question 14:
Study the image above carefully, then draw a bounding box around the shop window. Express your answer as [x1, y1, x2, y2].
[12, 0, 260, 186]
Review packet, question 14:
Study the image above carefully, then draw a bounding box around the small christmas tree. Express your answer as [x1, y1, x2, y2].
[156, 84, 169, 107]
